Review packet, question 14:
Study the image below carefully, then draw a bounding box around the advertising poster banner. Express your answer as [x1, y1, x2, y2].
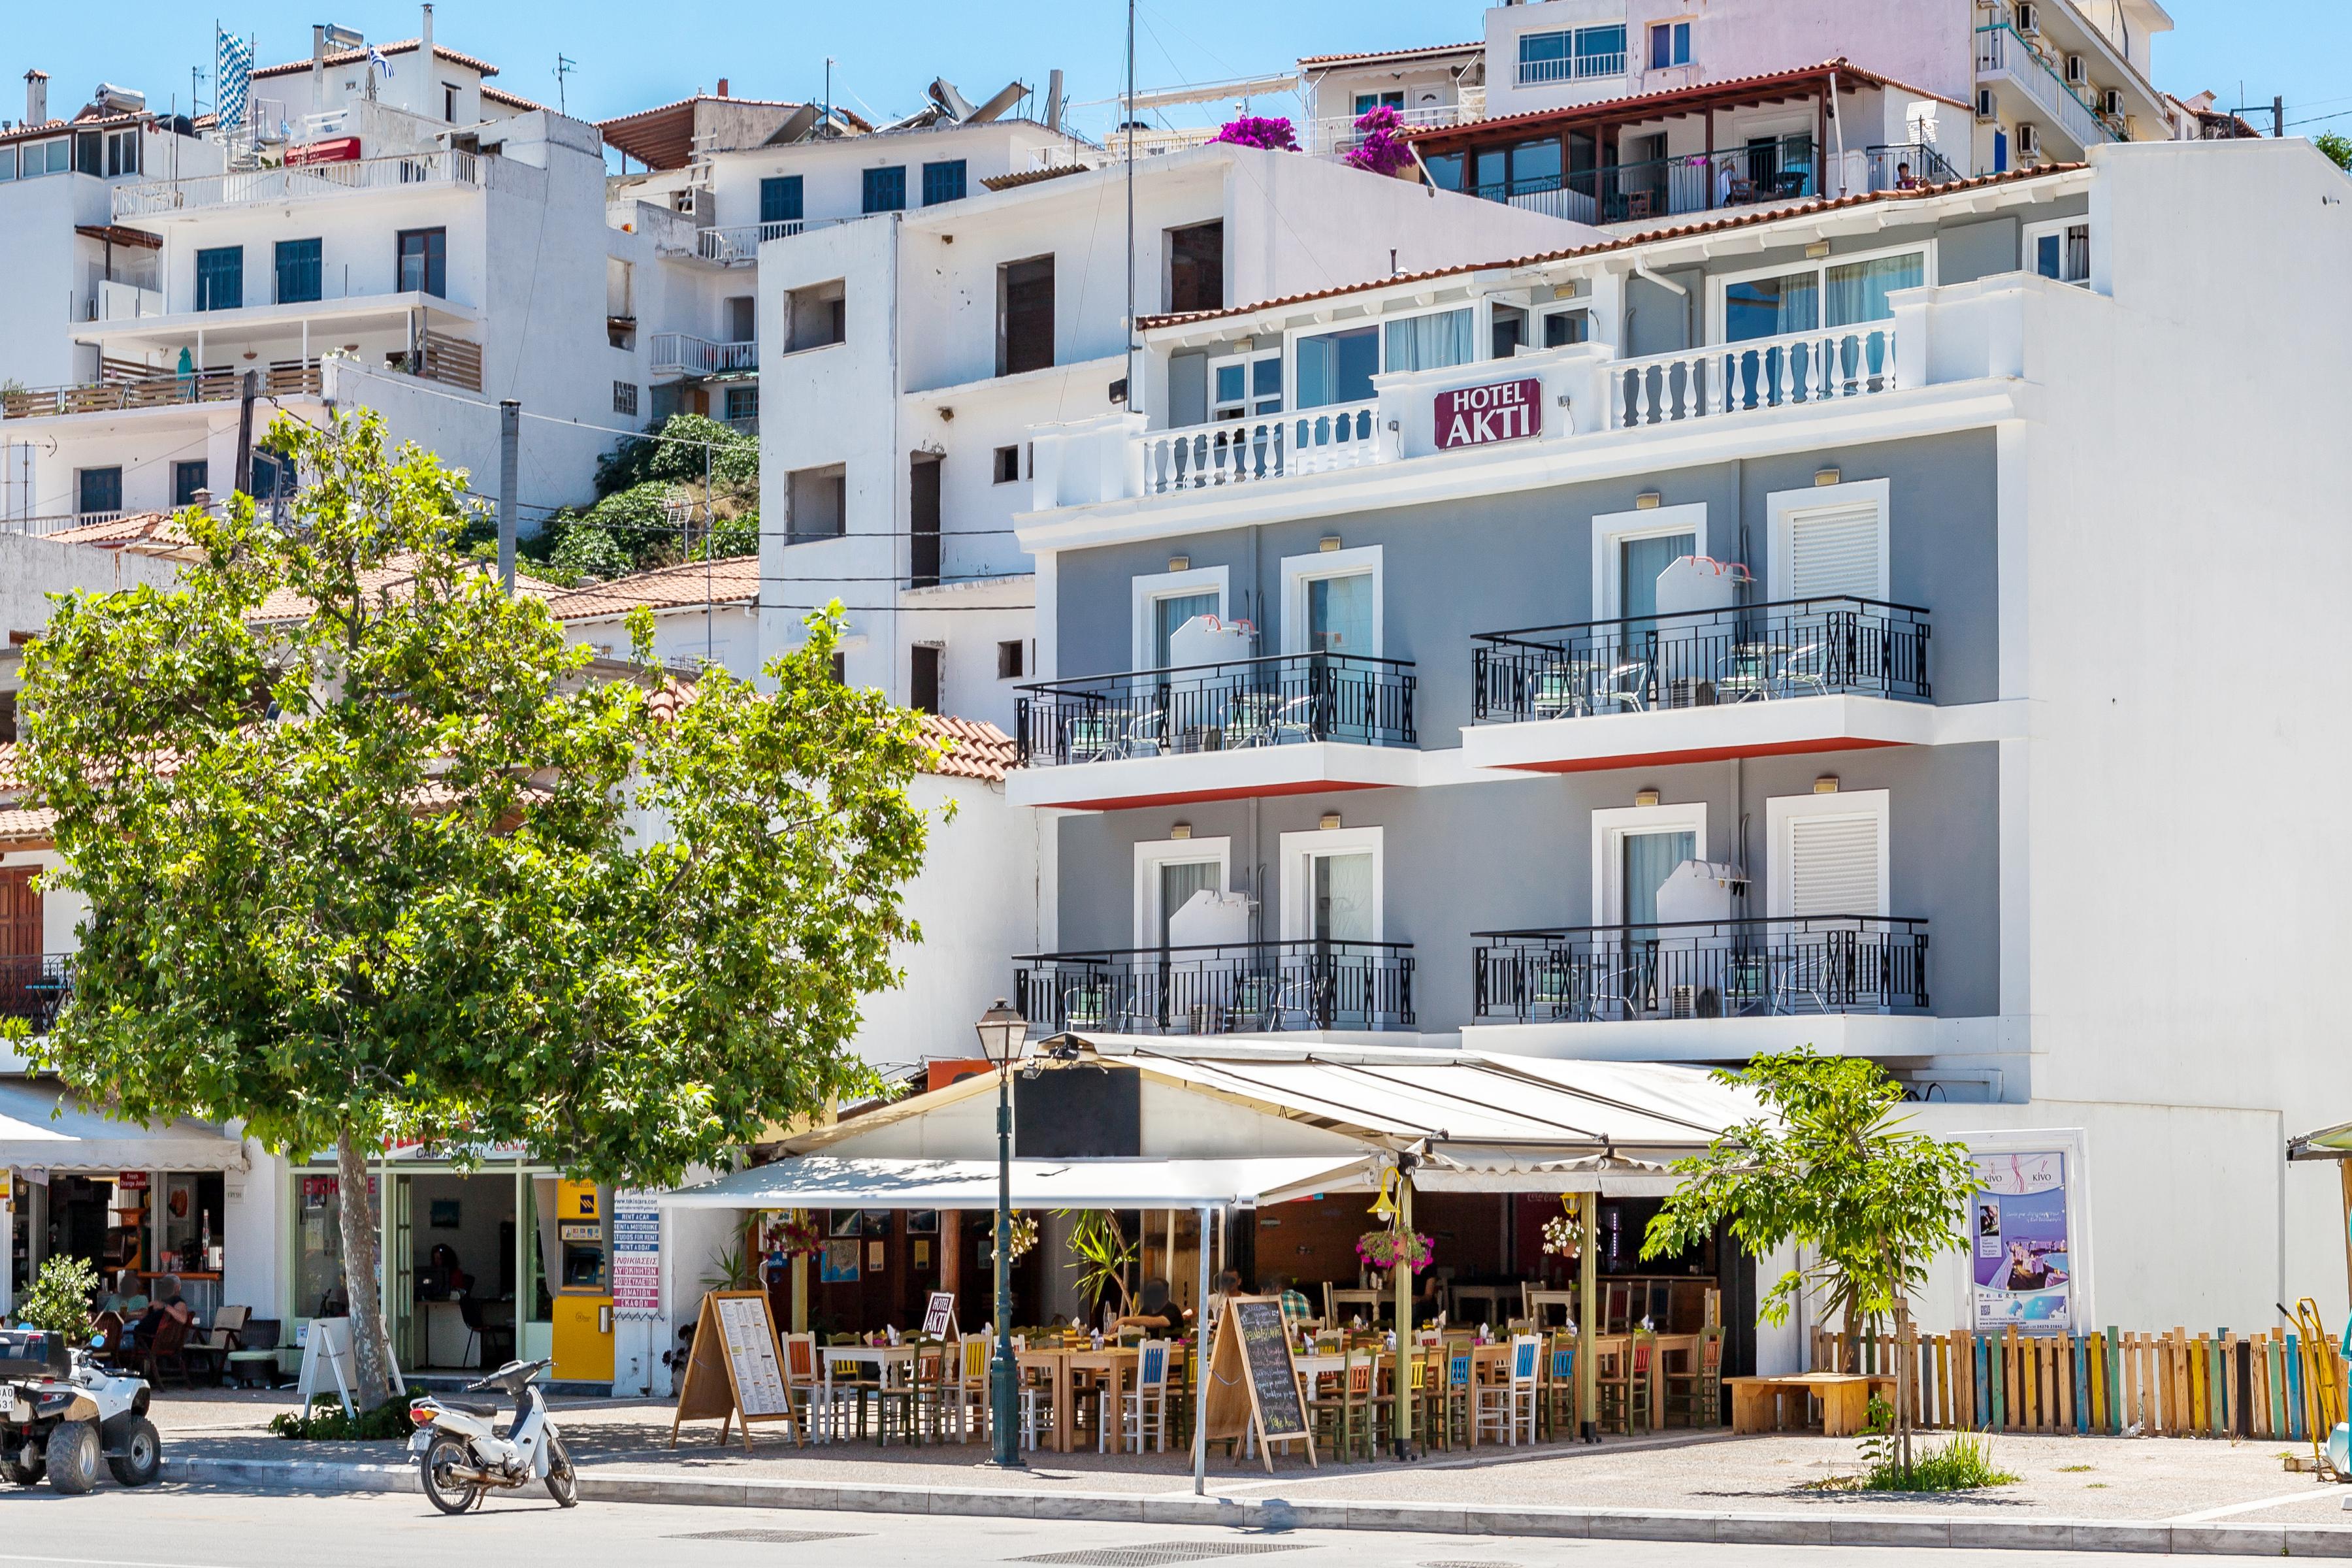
[611, 1188, 661, 1320]
[1970, 1150, 2072, 1332]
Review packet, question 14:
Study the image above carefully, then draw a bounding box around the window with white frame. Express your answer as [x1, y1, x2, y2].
[1130, 564, 1229, 670]
[1590, 802, 1707, 926]
[1209, 346, 1282, 421]
[1592, 502, 1707, 621]
[1767, 790, 1889, 919]
[2023, 217, 2091, 286]
[1648, 19, 1692, 69]
[1281, 546, 1382, 657]
[1538, 306, 1589, 348]
[1279, 826, 1382, 942]
[1715, 244, 1932, 343]
[1380, 307, 1473, 376]
[1135, 836, 1233, 947]
[1517, 24, 1627, 86]
[1767, 479, 1890, 603]
[1293, 323, 1379, 410]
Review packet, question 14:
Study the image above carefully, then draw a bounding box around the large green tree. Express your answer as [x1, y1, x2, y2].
[1642, 1049, 1976, 1471]
[19, 410, 935, 1407]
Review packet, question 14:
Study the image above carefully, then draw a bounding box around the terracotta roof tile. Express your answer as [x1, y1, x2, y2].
[251, 41, 500, 82]
[1138, 164, 2087, 332]
[919, 715, 1015, 784]
[981, 163, 1092, 193]
[1299, 41, 1480, 67]
[0, 807, 53, 845]
[41, 512, 191, 552]
[544, 555, 760, 621]
[246, 557, 560, 624]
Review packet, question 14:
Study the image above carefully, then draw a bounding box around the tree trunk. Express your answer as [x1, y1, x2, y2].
[333, 1128, 397, 1412]
[1892, 1294, 1916, 1475]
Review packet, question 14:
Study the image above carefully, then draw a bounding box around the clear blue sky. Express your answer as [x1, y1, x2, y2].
[7, 1, 2348, 144]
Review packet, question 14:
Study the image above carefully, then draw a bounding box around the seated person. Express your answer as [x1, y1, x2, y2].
[429, 1243, 472, 1299]
[131, 1279, 192, 1346]
[1410, 1269, 1446, 1328]
[1112, 1278, 1183, 1335]
[101, 1267, 149, 1318]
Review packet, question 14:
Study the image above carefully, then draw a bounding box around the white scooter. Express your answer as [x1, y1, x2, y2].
[407, 1357, 576, 1514]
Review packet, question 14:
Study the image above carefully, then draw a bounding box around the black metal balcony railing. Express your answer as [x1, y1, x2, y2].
[1015, 939, 1415, 1034]
[0, 955, 73, 1031]
[1473, 596, 1931, 724]
[1471, 916, 1928, 1023]
[1016, 652, 1416, 767]
[1860, 141, 1965, 194]
[1475, 136, 1819, 225]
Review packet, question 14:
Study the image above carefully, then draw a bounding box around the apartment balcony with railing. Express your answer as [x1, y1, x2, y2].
[2, 358, 325, 421]
[111, 148, 487, 219]
[649, 333, 758, 377]
[1471, 915, 1927, 1028]
[1492, 138, 1963, 228]
[0, 955, 74, 1033]
[685, 214, 869, 266]
[1305, 90, 1488, 156]
[1009, 649, 1418, 810]
[1465, 597, 1935, 772]
[1975, 22, 2116, 154]
[1013, 938, 1415, 1036]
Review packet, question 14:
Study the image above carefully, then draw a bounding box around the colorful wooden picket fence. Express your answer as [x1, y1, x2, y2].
[1808, 1326, 2347, 1441]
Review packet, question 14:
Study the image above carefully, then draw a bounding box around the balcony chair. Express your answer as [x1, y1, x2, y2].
[1229, 690, 1316, 749]
[1716, 645, 1776, 704]
[1772, 644, 1830, 700]
[1597, 660, 1650, 714]
[1116, 707, 1166, 760]
[1573, 958, 1644, 1024]
[1063, 711, 1122, 764]
[1769, 947, 1833, 1016]
[1529, 663, 1589, 721]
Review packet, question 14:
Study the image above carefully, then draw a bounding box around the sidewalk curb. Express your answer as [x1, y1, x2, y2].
[165, 1454, 2352, 1555]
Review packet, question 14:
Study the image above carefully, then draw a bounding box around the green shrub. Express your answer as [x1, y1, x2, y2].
[270, 1392, 416, 1441]
[14, 1255, 98, 1341]
[593, 414, 757, 498]
[1808, 1400, 2019, 1494]
[690, 508, 759, 560]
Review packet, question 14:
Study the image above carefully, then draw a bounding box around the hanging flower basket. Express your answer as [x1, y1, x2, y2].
[766, 1211, 826, 1260]
[1355, 1228, 1434, 1274]
[996, 1212, 1039, 1263]
[1541, 1209, 1584, 1258]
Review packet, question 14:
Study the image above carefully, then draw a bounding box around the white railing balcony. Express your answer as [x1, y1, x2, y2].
[1139, 403, 1389, 495]
[1975, 25, 2112, 150]
[0, 511, 125, 538]
[692, 215, 871, 264]
[649, 333, 758, 376]
[1306, 93, 1486, 155]
[1516, 51, 1625, 88]
[95, 280, 164, 321]
[1113, 125, 1222, 159]
[1601, 324, 1899, 430]
[112, 149, 485, 218]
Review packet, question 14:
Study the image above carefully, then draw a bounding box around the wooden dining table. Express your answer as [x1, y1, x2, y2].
[1064, 1345, 1138, 1452]
[816, 1343, 919, 1444]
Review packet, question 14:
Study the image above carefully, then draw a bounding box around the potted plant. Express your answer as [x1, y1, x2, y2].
[1354, 1228, 1433, 1274]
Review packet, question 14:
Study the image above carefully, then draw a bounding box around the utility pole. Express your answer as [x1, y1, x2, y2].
[498, 399, 519, 594]
[1123, 0, 1136, 412]
[232, 369, 259, 498]
[2274, 95, 2285, 139]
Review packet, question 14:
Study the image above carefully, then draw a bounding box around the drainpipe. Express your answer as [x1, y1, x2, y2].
[1628, 261, 1690, 351]
[1826, 72, 1848, 197]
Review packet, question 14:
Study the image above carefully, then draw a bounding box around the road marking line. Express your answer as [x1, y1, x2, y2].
[2, 1557, 244, 1568]
[2166, 1486, 2340, 1522]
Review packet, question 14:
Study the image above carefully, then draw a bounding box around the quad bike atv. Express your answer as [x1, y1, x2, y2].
[0, 1328, 162, 1494]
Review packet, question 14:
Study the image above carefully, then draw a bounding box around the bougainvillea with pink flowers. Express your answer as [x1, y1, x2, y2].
[1343, 105, 1416, 178]
[1210, 114, 1299, 152]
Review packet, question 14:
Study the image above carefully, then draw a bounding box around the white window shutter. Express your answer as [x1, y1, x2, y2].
[1788, 813, 1883, 917]
[1786, 502, 1884, 601]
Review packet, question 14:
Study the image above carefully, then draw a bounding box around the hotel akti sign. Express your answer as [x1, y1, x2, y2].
[1435, 376, 1543, 449]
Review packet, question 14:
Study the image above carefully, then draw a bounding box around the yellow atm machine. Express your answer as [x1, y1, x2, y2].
[551, 1179, 613, 1383]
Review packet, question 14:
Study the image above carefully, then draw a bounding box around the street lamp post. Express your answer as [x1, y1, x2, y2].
[974, 998, 1027, 1469]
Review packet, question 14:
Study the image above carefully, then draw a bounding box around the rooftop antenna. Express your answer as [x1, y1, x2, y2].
[825, 56, 834, 137]
[553, 54, 576, 116]
[1124, 0, 1136, 414]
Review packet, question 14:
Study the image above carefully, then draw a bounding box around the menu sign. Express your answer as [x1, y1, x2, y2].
[1198, 1296, 1315, 1473]
[1435, 376, 1543, 450]
[670, 1290, 802, 1452]
[611, 1189, 660, 1320]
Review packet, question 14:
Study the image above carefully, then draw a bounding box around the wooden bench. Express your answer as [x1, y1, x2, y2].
[1724, 1372, 1899, 1437]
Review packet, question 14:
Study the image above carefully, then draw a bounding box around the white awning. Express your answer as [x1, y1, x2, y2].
[0, 1080, 248, 1173]
[659, 1154, 1373, 1211]
[1414, 1147, 1682, 1196]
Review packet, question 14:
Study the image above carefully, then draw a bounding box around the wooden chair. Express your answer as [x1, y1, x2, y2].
[1541, 1334, 1579, 1439]
[951, 1336, 992, 1443]
[1305, 1349, 1380, 1463]
[1663, 1328, 1725, 1428]
[131, 1314, 193, 1389]
[1106, 1339, 1173, 1453]
[1474, 1335, 1541, 1446]
[780, 1332, 828, 1441]
[877, 1341, 951, 1446]
[1599, 1330, 1656, 1435]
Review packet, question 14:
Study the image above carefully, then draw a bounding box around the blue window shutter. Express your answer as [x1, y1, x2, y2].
[921, 159, 966, 206]
[760, 175, 803, 225]
[862, 166, 906, 213]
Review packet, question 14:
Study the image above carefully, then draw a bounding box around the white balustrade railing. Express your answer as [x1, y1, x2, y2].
[1306, 93, 1486, 154]
[1136, 402, 1388, 495]
[1602, 324, 1899, 431]
[649, 333, 759, 376]
[112, 149, 483, 218]
[1975, 25, 2112, 149]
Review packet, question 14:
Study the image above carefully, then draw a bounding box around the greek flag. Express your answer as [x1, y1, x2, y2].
[216, 27, 254, 130]
[366, 42, 395, 78]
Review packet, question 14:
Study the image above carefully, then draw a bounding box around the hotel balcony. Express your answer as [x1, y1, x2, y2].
[2, 359, 323, 422]
[1013, 938, 1416, 1036]
[649, 332, 758, 376]
[1469, 915, 1933, 1061]
[1008, 650, 1418, 811]
[1974, 20, 2132, 157]
[110, 148, 489, 220]
[1464, 596, 1933, 773]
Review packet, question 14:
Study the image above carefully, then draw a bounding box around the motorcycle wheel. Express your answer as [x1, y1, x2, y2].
[544, 1435, 578, 1508]
[108, 1418, 162, 1487]
[418, 1433, 482, 1516]
[45, 1421, 101, 1495]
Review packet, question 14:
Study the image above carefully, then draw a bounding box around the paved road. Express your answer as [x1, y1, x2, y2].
[0, 1488, 2295, 1566]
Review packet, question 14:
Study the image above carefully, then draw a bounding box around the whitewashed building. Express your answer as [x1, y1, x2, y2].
[1001, 133, 2352, 1356]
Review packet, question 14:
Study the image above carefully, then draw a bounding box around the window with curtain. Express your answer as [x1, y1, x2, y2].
[1310, 852, 1376, 942]
[1294, 325, 1378, 408]
[1158, 860, 1220, 946]
[1724, 267, 1818, 342]
[1151, 590, 1220, 668]
[1620, 830, 1694, 926]
[1381, 308, 1473, 375]
[1825, 252, 1925, 327]
[1305, 572, 1374, 654]
[1619, 531, 1693, 620]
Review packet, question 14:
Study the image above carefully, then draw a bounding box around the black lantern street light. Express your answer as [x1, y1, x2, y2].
[974, 998, 1027, 1468]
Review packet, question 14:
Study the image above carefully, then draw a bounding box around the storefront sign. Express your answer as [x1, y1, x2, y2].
[1970, 1150, 2072, 1333]
[116, 1171, 150, 1190]
[611, 1189, 660, 1320]
[286, 136, 362, 166]
[1435, 376, 1543, 450]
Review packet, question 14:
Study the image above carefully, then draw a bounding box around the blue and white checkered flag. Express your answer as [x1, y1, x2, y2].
[365, 42, 395, 78]
[216, 28, 254, 129]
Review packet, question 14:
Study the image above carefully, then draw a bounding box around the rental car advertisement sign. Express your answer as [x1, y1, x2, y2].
[1970, 1150, 2072, 1333]
[1435, 377, 1543, 449]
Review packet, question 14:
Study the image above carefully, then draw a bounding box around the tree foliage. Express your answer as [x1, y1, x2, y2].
[18, 409, 936, 1404]
[592, 412, 758, 498]
[14, 1255, 99, 1339]
[1642, 1049, 1976, 1470]
[2317, 131, 2352, 174]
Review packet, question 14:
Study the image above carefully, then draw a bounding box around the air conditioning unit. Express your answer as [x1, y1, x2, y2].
[1976, 87, 1999, 122]
[2100, 88, 2125, 117]
[2064, 54, 2087, 86]
[2016, 122, 2042, 159]
[2016, 3, 2042, 36]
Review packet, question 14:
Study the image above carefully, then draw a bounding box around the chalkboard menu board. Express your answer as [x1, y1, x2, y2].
[1230, 1299, 1305, 1438]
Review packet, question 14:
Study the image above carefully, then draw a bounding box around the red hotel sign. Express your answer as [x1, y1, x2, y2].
[1435, 376, 1543, 449]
